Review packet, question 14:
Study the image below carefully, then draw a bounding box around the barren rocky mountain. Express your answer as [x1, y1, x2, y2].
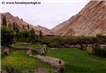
[58, 1, 106, 36]
[52, 15, 76, 35]
[34, 25, 53, 35]
[1, 12, 52, 35]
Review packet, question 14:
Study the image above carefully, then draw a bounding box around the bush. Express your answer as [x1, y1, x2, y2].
[96, 33, 106, 44]
[93, 43, 106, 56]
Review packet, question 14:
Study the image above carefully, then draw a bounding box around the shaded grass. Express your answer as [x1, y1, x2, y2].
[46, 48, 106, 73]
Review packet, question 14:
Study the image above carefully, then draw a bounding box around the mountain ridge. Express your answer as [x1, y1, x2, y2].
[56, 0, 106, 36]
[0, 12, 53, 35]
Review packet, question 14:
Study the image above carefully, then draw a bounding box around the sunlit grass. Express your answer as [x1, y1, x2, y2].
[1, 50, 49, 70]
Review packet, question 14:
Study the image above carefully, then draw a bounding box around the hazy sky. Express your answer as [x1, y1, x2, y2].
[1, 0, 90, 29]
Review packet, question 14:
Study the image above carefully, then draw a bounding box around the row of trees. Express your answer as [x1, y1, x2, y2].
[38, 35, 106, 48]
[1, 15, 42, 46]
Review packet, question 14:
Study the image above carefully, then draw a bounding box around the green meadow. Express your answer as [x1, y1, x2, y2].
[46, 48, 106, 73]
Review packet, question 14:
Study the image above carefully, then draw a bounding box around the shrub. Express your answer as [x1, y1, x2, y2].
[93, 43, 106, 56]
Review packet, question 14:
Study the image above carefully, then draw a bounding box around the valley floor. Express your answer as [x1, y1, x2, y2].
[1, 44, 106, 73]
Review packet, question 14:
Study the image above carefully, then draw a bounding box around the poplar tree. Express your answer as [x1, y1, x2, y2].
[2, 15, 7, 26]
[13, 22, 16, 31]
[39, 30, 42, 38]
[8, 23, 12, 28]
[16, 23, 20, 33]
[27, 24, 29, 30]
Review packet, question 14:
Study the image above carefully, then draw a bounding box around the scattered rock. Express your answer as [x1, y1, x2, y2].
[37, 46, 47, 54]
[4, 48, 10, 54]
[26, 49, 32, 56]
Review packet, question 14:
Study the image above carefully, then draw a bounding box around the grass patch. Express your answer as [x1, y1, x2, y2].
[13, 44, 44, 50]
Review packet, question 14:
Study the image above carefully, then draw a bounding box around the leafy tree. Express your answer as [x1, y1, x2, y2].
[19, 30, 29, 41]
[13, 22, 16, 31]
[39, 30, 42, 38]
[1, 26, 15, 46]
[2, 15, 7, 26]
[27, 24, 29, 30]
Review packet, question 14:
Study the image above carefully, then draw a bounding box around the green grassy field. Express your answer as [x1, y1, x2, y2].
[1, 50, 49, 70]
[1, 44, 106, 73]
[1, 44, 56, 73]
[46, 48, 106, 73]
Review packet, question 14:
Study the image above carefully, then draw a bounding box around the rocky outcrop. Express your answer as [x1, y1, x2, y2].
[55, 1, 106, 36]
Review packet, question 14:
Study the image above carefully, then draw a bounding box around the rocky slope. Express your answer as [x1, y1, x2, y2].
[0, 12, 52, 35]
[34, 25, 53, 35]
[59, 1, 106, 36]
[52, 15, 76, 35]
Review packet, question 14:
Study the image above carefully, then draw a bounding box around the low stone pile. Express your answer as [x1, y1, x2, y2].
[36, 45, 47, 54]
[1, 47, 9, 55]
[36, 55, 66, 68]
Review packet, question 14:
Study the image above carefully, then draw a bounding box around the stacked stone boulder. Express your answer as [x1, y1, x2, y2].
[36, 45, 47, 54]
